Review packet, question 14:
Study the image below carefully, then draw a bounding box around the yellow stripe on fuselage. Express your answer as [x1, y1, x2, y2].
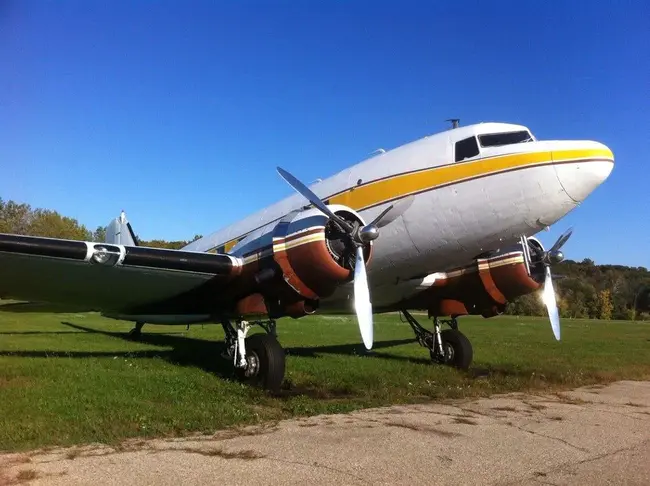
[328, 148, 612, 209]
[211, 148, 613, 253]
[224, 240, 238, 252]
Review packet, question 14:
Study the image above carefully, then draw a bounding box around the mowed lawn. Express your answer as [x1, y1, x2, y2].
[1, 306, 649, 452]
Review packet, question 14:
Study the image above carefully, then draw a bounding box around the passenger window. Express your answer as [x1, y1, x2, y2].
[455, 137, 479, 162]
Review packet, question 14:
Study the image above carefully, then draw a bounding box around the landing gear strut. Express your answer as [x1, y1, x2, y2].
[401, 310, 473, 369]
[221, 319, 285, 392]
[127, 321, 145, 340]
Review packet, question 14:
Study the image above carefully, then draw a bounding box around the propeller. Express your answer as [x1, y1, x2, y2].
[276, 167, 413, 350]
[538, 227, 573, 341]
[276, 167, 355, 233]
[542, 266, 561, 340]
[354, 246, 373, 349]
[368, 196, 415, 229]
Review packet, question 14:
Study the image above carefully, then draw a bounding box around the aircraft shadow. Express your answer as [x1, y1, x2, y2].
[60, 321, 431, 365]
[0, 331, 89, 335]
[56, 321, 237, 381]
[0, 349, 167, 359]
[0, 302, 92, 313]
[0, 321, 546, 394]
[285, 340, 432, 365]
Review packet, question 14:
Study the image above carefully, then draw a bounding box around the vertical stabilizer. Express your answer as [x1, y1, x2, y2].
[105, 210, 139, 246]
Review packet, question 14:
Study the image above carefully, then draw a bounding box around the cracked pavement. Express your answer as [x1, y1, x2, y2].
[2, 380, 650, 485]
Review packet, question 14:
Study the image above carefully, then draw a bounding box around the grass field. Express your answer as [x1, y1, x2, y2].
[1, 306, 649, 452]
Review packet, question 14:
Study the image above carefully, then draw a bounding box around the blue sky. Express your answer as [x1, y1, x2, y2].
[1, 1, 648, 268]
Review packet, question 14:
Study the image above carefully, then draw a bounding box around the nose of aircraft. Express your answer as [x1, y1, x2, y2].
[552, 141, 614, 203]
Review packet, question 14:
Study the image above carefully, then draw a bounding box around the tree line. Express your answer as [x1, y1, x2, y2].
[0, 198, 201, 249]
[2, 198, 649, 320]
[504, 259, 650, 321]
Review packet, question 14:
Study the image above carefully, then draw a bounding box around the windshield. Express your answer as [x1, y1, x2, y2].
[478, 130, 534, 147]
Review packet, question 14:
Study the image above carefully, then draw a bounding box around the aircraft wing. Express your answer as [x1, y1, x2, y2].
[0, 233, 242, 316]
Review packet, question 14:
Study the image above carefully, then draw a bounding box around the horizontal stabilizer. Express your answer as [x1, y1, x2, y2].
[105, 211, 139, 246]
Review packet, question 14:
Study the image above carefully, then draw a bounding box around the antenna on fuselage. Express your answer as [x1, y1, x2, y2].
[446, 118, 460, 129]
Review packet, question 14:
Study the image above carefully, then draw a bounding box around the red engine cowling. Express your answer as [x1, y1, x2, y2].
[407, 244, 544, 318]
[234, 204, 371, 319]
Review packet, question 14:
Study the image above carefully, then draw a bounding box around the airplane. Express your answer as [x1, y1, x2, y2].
[0, 121, 614, 391]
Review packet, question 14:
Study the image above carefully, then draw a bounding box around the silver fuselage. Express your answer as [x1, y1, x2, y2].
[184, 122, 614, 314]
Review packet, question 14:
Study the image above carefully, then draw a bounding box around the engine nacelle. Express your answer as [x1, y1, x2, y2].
[406, 240, 544, 318]
[228, 204, 371, 319]
[271, 205, 370, 300]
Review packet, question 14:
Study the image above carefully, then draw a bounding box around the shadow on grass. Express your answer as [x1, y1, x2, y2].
[60, 321, 424, 364]
[0, 321, 553, 398]
[0, 302, 93, 313]
[286, 340, 430, 365]
[56, 321, 238, 381]
[0, 331, 89, 335]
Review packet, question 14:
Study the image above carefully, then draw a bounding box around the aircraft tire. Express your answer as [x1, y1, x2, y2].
[235, 333, 285, 392]
[438, 329, 473, 370]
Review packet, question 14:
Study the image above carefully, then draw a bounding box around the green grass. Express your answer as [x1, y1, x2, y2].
[0, 306, 649, 452]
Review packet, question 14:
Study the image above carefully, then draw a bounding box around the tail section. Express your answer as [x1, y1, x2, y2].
[105, 210, 139, 246]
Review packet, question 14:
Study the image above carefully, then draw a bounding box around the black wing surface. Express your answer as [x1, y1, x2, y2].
[0, 233, 241, 316]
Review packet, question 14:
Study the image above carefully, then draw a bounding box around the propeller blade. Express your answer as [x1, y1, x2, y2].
[276, 167, 353, 232]
[550, 227, 573, 254]
[353, 246, 373, 350]
[370, 195, 415, 229]
[542, 266, 561, 341]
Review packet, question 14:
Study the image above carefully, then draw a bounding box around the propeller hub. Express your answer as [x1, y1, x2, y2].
[542, 249, 565, 266]
[358, 224, 379, 243]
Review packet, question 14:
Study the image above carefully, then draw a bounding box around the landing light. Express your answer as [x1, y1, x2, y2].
[92, 248, 110, 264]
[91, 246, 120, 265]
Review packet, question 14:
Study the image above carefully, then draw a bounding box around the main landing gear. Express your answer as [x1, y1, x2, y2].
[401, 310, 473, 369]
[221, 319, 285, 392]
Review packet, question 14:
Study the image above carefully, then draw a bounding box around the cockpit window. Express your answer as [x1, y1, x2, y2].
[455, 136, 480, 162]
[478, 130, 533, 147]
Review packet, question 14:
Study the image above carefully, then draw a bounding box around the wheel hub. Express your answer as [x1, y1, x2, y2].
[443, 342, 455, 362]
[243, 352, 260, 377]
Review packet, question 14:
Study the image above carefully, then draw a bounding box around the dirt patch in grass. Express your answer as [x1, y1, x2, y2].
[492, 406, 518, 412]
[553, 393, 590, 405]
[385, 421, 461, 437]
[525, 402, 547, 411]
[179, 447, 265, 460]
[625, 402, 646, 408]
[16, 469, 39, 481]
[0, 376, 32, 389]
[453, 417, 478, 425]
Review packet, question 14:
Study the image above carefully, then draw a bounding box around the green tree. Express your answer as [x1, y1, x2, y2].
[504, 260, 650, 321]
[1, 199, 91, 240]
[92, 226, 107, 242]
[506, 291, 546, 316]
[0, 198, 33, 234]
[138, 234, 203, 249]
[597, 289, 613, 320]
[633, 285, 650, 320]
